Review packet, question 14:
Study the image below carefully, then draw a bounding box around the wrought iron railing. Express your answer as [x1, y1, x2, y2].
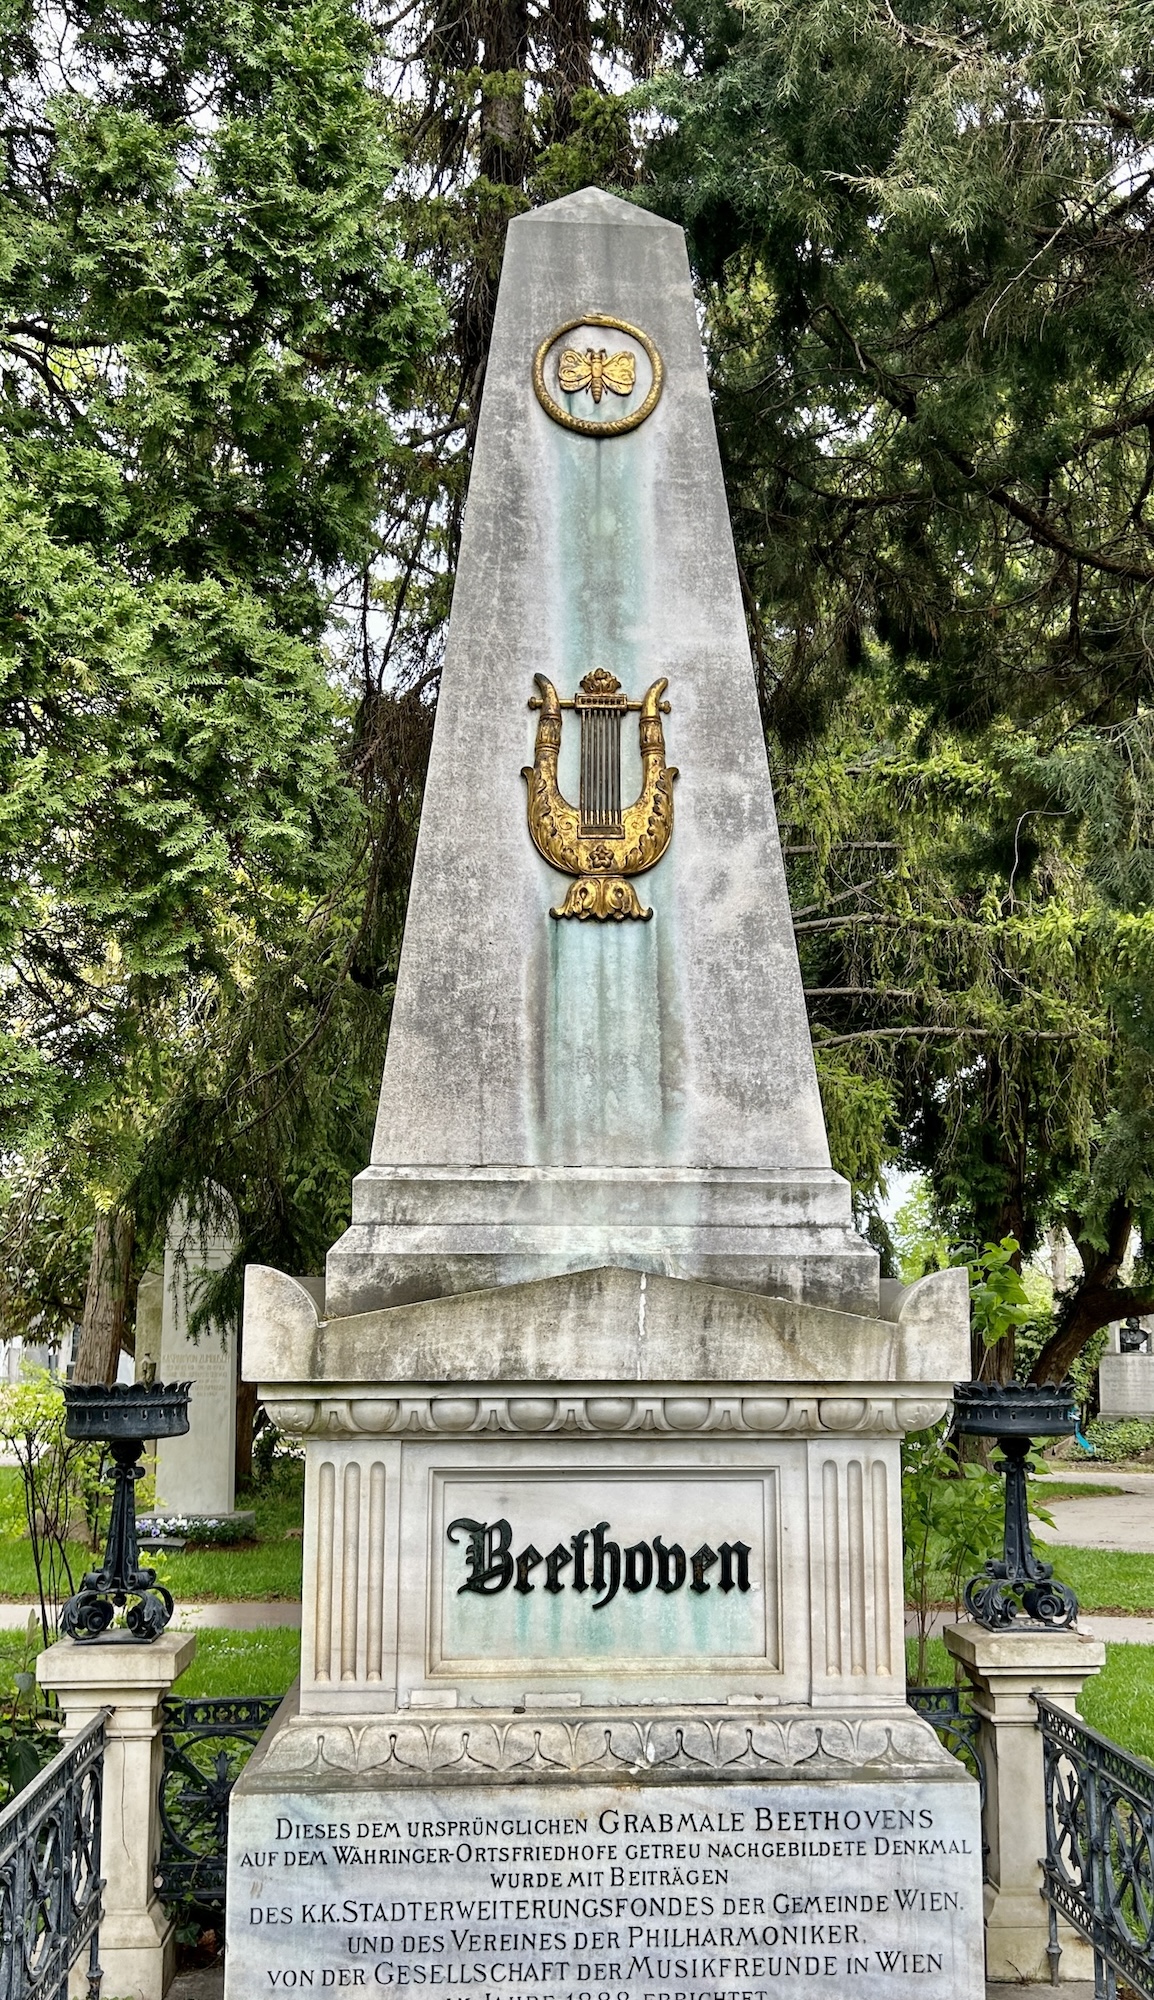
[1037, 1693, 1154, 1998]
[0, 1709, 105, 2000]
[156, 1695, 280, 1910]
[907, 1681, 985, 1798]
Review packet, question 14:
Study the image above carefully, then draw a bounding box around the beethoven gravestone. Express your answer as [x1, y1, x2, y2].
[226, 188, 983, 2000]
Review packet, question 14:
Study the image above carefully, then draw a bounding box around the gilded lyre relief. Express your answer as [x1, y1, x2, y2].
[522, 670, 677, 921]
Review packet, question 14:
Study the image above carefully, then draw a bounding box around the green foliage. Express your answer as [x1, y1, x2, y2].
[964, 1238, 1036, 1351]
[642, 0, 1154, 1362]
[0, 1375, 104, 1641]
[0, 0, 444, 1342]
[141, 1515, 255, 1549]
[902, 1420, 1004, 1683]
[1083, 1418, 1154, 1464]
[1079, 1645, 1154, 1765]
[250, 1425, 305, 1493]
[892, 1182, 950, 1284]
[0, 1613, 58, 1807]
[1044, 1546, 1154, 1614]
[159, 1540, 303, 1602]
[171, 1626, 300, 1699]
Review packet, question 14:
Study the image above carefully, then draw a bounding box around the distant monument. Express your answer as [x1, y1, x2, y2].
[1099, 1314, 1154, 1418]
[227, 189, 981, 2000]
[140, 1204, 242, 1524]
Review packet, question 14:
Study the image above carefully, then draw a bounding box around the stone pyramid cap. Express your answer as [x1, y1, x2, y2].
[517, 184, 676, 227]
[324, 178, 879, 1320]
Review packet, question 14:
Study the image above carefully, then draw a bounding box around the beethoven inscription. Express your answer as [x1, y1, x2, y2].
[226, 1782, 983, 1999]
[448, 1521, 752, 1607]
[432, 1477, 776, 1671]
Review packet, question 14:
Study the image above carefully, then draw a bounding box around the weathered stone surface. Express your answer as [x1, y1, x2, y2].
[1098, 1351, 1154, 1418]
[225, 1708, 984, 2000]
[39, 1633, 196, 2000]
[245, 1264, 968, 1393]
[325, 187, 876, 1317]
[241, 1264, 964, 1718]
[256, 1416, 911, 1716]
[230, 189, 982, 2000]
[244, 1694, 963, 1783]
[945, 1620, 1105, 1984]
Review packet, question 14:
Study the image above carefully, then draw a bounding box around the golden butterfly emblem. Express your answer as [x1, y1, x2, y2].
[557, 346, 636, 406]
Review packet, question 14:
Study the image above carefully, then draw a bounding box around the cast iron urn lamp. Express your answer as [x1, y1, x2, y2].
[953, 1378, 1079, 1631]
[60, 1381, 191, 1642]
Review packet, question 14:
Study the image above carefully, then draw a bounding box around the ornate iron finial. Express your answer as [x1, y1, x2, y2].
[61, 1381, 191, 1642]
[953, 1379, 1079, 1630]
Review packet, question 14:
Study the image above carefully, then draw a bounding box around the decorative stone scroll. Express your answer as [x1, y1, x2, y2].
[262, 1390, 947, 1440]
[259, 1708, 956, 1785]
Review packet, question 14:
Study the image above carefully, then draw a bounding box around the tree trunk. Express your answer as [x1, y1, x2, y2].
[1029, 1197, 1154, 1382]
[73, 1210, 135, 1384]
[1031, 1278, 1154, 1382]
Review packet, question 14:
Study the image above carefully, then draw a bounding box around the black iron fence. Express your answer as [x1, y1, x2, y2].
[907, 1682, 983, 1782]
[1038, 1692, 1154, 1998]
[6, 1674, 1153, 2000]
[0, 1709, 105, 2000]
[156, 1695, 281, 1911]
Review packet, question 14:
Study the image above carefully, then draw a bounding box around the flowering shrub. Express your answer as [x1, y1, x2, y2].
[140, 1514, 252, 1547]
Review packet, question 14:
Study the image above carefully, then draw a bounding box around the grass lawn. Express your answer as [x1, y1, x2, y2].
[1046, 1546, 1154, 1612]
[0, 1465, 304, 1602]
[1032, 1481, 1126, 1502]
[0, 1621, 299, 1703]
[913, 1546, 1154, 1615]
[0, 1538, 302, 1600]
[171, 1626, 300, 1697]
[1079, 1644, 1154, 1763]
[906, 1636, 1154, 1762]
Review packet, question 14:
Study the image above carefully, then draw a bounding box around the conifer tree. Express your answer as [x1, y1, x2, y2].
[0, 0, 442, 1379]
[643, 0, 1154, 1373]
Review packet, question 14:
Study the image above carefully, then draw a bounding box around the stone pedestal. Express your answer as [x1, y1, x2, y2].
[945, 1620, 1106, 1982]
[224, 1261, 985, 2000]
[1098, 1351, 1154, 1418]
[248, 1262, 966, 1719]
[38, 1631, 195, 2000]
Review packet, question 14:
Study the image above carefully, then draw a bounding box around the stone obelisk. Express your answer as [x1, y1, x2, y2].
[228, 189, 982, 2000]
[324, 186, 875, 1320]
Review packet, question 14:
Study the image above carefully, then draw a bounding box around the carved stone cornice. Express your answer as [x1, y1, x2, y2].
[260, 1387, 948, 1439]
[256, 1706, 956, 1785]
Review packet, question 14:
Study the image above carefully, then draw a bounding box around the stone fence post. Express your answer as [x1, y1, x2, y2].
[945, 1618, 1105, 1983]
[38, 1631, 195, 2000]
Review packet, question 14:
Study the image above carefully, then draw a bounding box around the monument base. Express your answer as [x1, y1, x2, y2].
[325, 1167, 880, 1318]
[225, 1693, 983, 2000]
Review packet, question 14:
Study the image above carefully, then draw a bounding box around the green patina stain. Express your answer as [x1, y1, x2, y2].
[532, 393, 686, 1165]
[544, 920, 663, 1165]
[450, 1576, 761, 1662]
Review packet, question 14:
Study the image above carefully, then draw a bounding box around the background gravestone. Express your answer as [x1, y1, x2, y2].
[148, 1204, 240, 1520]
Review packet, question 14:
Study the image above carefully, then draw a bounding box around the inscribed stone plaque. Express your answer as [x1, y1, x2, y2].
[226, 1779, 983, 1999]
[430, 1474, 777, 1676]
